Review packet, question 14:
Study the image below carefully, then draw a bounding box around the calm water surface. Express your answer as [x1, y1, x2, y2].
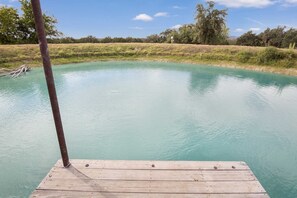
[1, 62, 297, 197]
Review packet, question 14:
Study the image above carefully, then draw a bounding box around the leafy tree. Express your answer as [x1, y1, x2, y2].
[170, 31, 182, 43]
[48, 37, 76, 43]
[282, 28, 297, 48]
[113, 37, 127, 43]
[235, 27, 297, 48]
[159, 29, 176, 43]
[259, 26, 285, 48]
[0, 6, 20, 44]
[78, 35, 98, 43]
[178, 24, 198, 44]
[236, 31, 262, 46]
[60, 37, 76, 43]
[195, 1, 228, 44]
[100, 36, 112, 43]
[158, 25, 198, 44]
[124, 37, 143, 43]
[0, 1, 61, 44]
[19, 0, 61, 43]
[146, 34, 164, 43]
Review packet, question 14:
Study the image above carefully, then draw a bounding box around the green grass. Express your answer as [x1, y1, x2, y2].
[1, 43, 297, 76]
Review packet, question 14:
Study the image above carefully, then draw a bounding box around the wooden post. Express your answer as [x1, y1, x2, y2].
[31, 0, 70, 167]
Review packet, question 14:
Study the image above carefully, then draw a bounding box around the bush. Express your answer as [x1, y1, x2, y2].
[237, 51, 254, 63]
[280, 51, 297, 68]
[257, 47, 285, 65]
[279, 59, 296, 68]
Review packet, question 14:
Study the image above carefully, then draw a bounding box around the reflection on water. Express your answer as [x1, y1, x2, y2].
[1, 61, 297, 198]
[190, 70, 218, 94]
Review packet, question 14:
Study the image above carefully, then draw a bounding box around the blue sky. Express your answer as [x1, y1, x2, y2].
[1, 0, 297, 38]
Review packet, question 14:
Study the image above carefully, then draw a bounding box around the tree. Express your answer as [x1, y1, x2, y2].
[236, 31, 262, 46]
[0, 1, 61, 44]
[19, 0, 61, 43]
[178, 24, 198, 44]
[195, 1, 228, 45]
[159, 29, 176, 43]
[0, 6, 20, 44]
[78, 35, 98, 43]
[146, 34, 164, 43]
[259, 26, 285, 48]
[158, 25, 198, 44]
[282, 28, 297, 48]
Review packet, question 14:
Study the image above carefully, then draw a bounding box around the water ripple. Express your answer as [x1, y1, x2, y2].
[1, 61, 297, 197]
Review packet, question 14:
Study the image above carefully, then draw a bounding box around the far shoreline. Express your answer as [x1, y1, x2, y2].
[0, 43, 296, 77]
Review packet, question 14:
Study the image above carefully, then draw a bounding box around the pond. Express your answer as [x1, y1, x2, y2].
[1, 61, 297, 197]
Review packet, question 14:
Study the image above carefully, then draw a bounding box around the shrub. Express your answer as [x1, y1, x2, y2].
[279, 59, 296, 68]
[257, 47, 285, 65]
[280, 50, 297, 68]
[237, 51, 254, 63]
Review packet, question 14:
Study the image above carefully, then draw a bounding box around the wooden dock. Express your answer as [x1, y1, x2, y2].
[30, 159, 268, 197]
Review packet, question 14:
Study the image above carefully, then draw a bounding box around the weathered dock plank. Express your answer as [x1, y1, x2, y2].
[31, 191, 269, 198]
[49, 168, 257, 181]
[30, 159, 269, 197]
[55, 160, 250, 170]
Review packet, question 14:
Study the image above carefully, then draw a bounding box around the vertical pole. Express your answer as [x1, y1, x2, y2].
[31, 0, 70, 167]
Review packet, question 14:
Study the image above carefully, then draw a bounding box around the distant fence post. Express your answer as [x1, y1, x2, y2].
[31, 0, 70, 168]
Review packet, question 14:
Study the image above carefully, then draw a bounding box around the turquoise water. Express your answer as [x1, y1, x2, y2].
[1, 61, 297, 197]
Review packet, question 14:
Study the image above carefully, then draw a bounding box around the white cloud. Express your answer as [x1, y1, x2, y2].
[154, 12, 168, 17]
[213, 0, 275, 8]
[9, 0, 18, 2]
[235, 28, 244, 32]
[133, 14, 153, 22]
[171, 24, 182, 29]
[249, 27, 261, 32]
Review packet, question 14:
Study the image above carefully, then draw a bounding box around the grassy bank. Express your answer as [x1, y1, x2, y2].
[1, 43, 297, 76]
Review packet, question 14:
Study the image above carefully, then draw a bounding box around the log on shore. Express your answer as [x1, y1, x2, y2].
[0, 65, 31, 78]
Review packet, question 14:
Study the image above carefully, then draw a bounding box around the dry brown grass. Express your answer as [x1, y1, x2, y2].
[0, 43, 296, 76]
